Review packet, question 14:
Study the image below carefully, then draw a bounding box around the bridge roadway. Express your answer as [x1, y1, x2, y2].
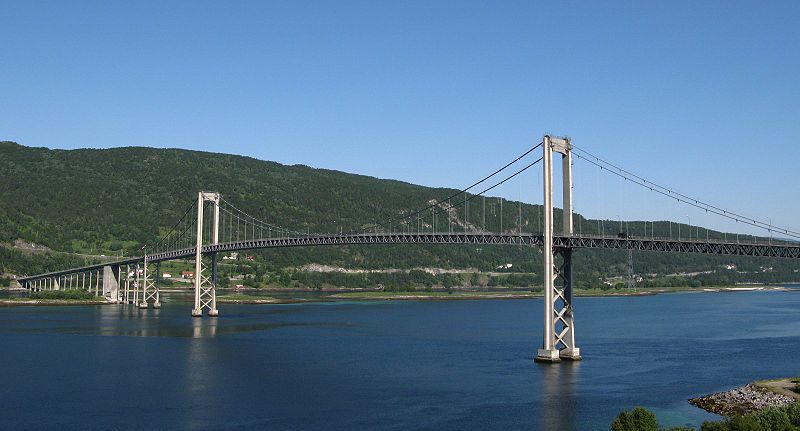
[18, 232, 800, 282]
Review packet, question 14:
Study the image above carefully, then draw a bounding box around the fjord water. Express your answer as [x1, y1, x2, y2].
[1, 290, 798, 430]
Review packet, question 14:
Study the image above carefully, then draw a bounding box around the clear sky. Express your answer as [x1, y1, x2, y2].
[2, 1, 798, 236]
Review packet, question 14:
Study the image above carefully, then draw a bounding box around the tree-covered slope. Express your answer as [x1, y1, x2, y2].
[0, 140, 555, 273]
[1, 141, 796, 285]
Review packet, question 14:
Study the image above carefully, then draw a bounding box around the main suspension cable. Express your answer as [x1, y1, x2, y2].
[349, 143, 543, 234]
[573, 148, 800, 240]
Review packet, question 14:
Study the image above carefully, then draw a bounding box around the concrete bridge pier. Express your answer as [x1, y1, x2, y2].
[102, 265, 120, 303]
[536, 135, 581, 363]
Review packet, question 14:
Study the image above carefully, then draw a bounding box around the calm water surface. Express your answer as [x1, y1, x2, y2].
[1, 289, 799, 430]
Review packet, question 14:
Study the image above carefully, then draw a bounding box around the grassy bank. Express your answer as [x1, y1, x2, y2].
[327, 285, 779, 301]
[329, 290, 535, 300]
[215, 293, 310, 304]
[28, 290, 99, 300]
[756, 377, 800, 401]
[216, 293, 277, 304]
[2, 290, 108, 306]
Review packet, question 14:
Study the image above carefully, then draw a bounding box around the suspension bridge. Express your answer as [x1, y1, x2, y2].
[17, 135, 800, 363]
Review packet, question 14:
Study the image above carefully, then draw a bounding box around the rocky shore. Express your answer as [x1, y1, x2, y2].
[689, 383, 797, 416]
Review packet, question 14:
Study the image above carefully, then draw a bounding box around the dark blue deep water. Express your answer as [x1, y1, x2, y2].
[1, 289, 799, 430]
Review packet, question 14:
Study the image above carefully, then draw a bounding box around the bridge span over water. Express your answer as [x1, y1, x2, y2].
[20, 232, 800, 280]
[17, 135, 800, 363]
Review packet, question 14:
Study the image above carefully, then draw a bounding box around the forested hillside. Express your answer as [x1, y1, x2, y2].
[1, 141, 797, 287]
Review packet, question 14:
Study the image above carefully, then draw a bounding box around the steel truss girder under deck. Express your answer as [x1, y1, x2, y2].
[18, 233, 800, 285]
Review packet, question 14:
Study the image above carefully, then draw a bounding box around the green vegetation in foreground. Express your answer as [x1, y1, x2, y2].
[611, 405, 800, 431]
[0, 276, 11, 287]
[611, 407, 688, 431]
[27, 290, 100, 300]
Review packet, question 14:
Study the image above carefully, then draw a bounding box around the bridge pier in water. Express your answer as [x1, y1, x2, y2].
[536, 135, 581, 363]
[139, 255, 161, 309]
[102, 265, 120, 303]
[192, 191, 220, 317]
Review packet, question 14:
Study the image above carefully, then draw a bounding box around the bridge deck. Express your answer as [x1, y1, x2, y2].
[19, 233, 800, 281]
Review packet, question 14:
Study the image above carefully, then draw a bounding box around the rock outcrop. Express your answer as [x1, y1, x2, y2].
[689, 384, 796, 416]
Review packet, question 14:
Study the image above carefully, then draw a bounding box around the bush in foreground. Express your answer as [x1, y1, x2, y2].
[611, 407, 659, 431]
[614, 405, 800, 431]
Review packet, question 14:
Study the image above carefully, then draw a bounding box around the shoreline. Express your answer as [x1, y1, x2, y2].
[0, 285, 793, 306]
[323, 285, 792, 302]
[689, 378, 799, 416]
[0, 298, 111, 306]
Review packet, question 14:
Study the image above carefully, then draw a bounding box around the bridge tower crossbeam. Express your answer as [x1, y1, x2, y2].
[536, 135, 581, 363]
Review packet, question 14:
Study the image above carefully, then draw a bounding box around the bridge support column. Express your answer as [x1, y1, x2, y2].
[123, 265, 130, 303]
[134, 264, 140, 305]
[102, 265, 120, 303]
[536, 135, 581, 363]
[139, 254, 161, 309]
[192, 191, 220, 317]
[154, 262, 161, 308]
[553, 248, 580, 360]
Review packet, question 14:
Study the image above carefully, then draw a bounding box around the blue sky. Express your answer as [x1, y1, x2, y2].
[2, 1, 798, 236]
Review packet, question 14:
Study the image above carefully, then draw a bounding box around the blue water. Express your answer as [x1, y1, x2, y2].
[1, 290, 798, 430]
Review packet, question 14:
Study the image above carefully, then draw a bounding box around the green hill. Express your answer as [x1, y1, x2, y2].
[1, 141, 796, 288]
